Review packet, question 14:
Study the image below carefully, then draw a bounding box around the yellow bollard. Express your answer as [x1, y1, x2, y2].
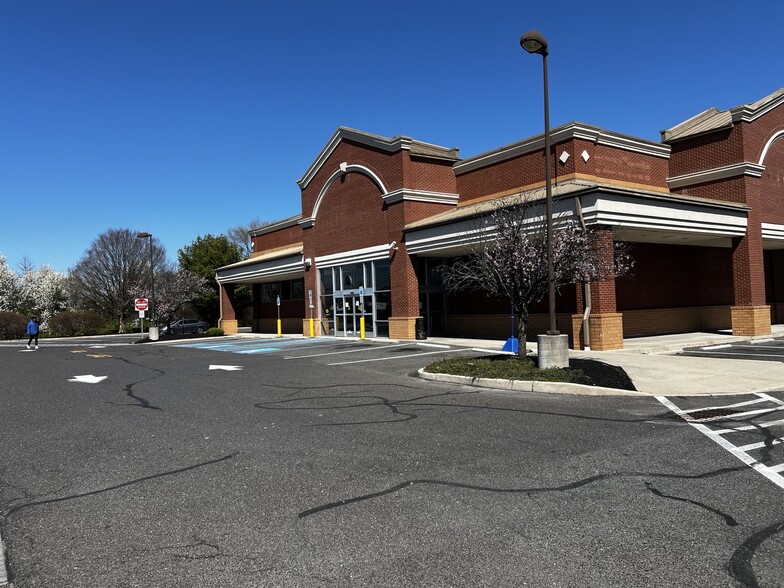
[309, 317, 315, 338]
[277, 319, 282, 337]
[360, 316, 365, 340]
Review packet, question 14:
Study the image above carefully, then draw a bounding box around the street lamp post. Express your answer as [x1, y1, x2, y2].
[520, 29, 569, 368]
[136, 231, 156, 327]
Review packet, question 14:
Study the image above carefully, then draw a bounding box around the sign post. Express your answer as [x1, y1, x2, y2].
[134, 298, 149, 338]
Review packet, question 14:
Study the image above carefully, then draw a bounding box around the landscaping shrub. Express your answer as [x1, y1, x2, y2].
[99, 319, 122, 335]
[48, 311, 106, 337]
[0, 312, 27, 340]
[205, 328, 224, 337]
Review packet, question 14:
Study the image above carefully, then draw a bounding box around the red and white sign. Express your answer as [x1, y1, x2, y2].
[134, 298, 149, 311]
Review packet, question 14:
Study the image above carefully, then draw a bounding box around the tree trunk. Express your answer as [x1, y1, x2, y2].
[517, 309, 528, 358]
[118, 315, 126, 334]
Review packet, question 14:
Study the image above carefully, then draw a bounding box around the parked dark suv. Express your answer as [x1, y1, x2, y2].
[161, 319, 210, 335]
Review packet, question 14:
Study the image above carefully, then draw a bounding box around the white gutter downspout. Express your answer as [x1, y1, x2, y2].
[575, 197, 591, 351]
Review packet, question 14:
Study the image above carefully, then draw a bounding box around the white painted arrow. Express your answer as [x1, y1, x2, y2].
[69, 375, 108, 384]
[209, 365, 243, 371]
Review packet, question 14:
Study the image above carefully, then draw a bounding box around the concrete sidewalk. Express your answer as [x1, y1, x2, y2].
[425, 326, 784, 396]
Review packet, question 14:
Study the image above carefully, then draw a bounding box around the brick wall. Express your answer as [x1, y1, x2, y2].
[446, 312, 576, 343]
[253, 224, 302, 252]
[622, 306, 731, 337]
[616, 243, 734, 310]
[456, 137, 669, 204]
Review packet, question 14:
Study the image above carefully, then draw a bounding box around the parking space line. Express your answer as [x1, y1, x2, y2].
[736, 438, 784, 452]
[683, 350, 784, 359]
[328, 348, 464, 365]
[704, 406, 784, 419]
[284, 343, 410, 359]
[713, 418, 784, 434]
[656, 395, 784, 491]
[681, 397, 769, 413]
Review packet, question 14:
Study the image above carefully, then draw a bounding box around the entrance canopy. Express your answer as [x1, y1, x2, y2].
[403, 179, 749, 256]
[216, 243, 304, 285]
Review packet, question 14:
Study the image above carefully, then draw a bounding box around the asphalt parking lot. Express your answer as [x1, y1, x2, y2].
[2, 334, 784, 587]
[679, 337, 784, 362]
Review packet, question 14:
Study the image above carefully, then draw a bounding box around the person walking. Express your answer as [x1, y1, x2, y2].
[26, 317, 40, 350]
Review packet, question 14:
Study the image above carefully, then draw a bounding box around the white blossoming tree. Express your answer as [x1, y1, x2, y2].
[442, 199, 632, 358]
[17, 265, 69, 326]
[0, 254, 19, 312]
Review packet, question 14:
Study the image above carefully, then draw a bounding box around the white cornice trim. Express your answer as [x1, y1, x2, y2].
[731, 91, 784, 123]
[299, 163, 388, 228]
[315, 244, 392, 268]
[579, 193, 747, 236]
[667, 162, 766, 189]
[383, 189, 459, 206]
[759, 130, 784, 165]
[249, 215, 302, 237]
[454, 123, 670, 175]
[762, 223, 784, 240]
[297, 127, 419, 190]
[404, 192, 748, 255]
[216, 253, 304, 284]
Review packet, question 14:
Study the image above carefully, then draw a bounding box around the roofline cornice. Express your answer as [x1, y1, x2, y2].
[731, 89, 784, 123]
[454, 123, 670, 175]
[249, 214, 303, 237]
[667, 162, 765, 189]
[296, 127, 458, 190]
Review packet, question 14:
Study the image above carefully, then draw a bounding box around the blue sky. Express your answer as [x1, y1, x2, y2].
[2, 0, 782, 273]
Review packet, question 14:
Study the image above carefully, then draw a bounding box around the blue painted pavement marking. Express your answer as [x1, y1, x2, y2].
[175, 337, 336, 355]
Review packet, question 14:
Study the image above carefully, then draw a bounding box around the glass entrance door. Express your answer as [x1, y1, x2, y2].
[334, 291, 373, 337]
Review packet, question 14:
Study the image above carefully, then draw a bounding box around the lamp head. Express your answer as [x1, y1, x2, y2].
[520, 30, 548, 56]
[136, 231, 151, 239]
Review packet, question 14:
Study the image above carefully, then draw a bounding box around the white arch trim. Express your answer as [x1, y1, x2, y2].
[759, 130, 784, 165]
[299, 163, 388, 228]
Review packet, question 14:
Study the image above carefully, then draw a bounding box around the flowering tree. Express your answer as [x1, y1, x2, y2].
[0, 255, 68, 326]
[17, 264, 68, 327]
[442, 199, 632, 358]
[130, 268, 209, 331]
[0, 255, 18, 312]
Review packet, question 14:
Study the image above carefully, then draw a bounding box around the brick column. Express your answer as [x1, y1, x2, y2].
[731, 221, 770, 336]
[389, 245, 420, 340]
[219, 284, 238, 334]
[586, 226, 623, 351]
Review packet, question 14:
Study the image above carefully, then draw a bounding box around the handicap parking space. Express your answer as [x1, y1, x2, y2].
[657, 393, 784, 491]
[170, 336, 472, 366]
[171, 336, 338, 355]
[678, 337, 784, 362]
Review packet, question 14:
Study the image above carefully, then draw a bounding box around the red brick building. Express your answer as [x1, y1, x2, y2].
[216, 88, 784, 350]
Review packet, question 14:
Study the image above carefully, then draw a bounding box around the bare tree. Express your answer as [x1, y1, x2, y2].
[67, 228, 166, 333]
[226, 217, 270, 259]
[442, 198, 631, 358]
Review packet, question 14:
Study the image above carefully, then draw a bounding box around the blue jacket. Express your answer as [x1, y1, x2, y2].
[27, 320, 39, 335]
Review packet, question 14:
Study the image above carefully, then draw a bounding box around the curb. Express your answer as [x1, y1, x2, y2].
[418, 368, 648, 396]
